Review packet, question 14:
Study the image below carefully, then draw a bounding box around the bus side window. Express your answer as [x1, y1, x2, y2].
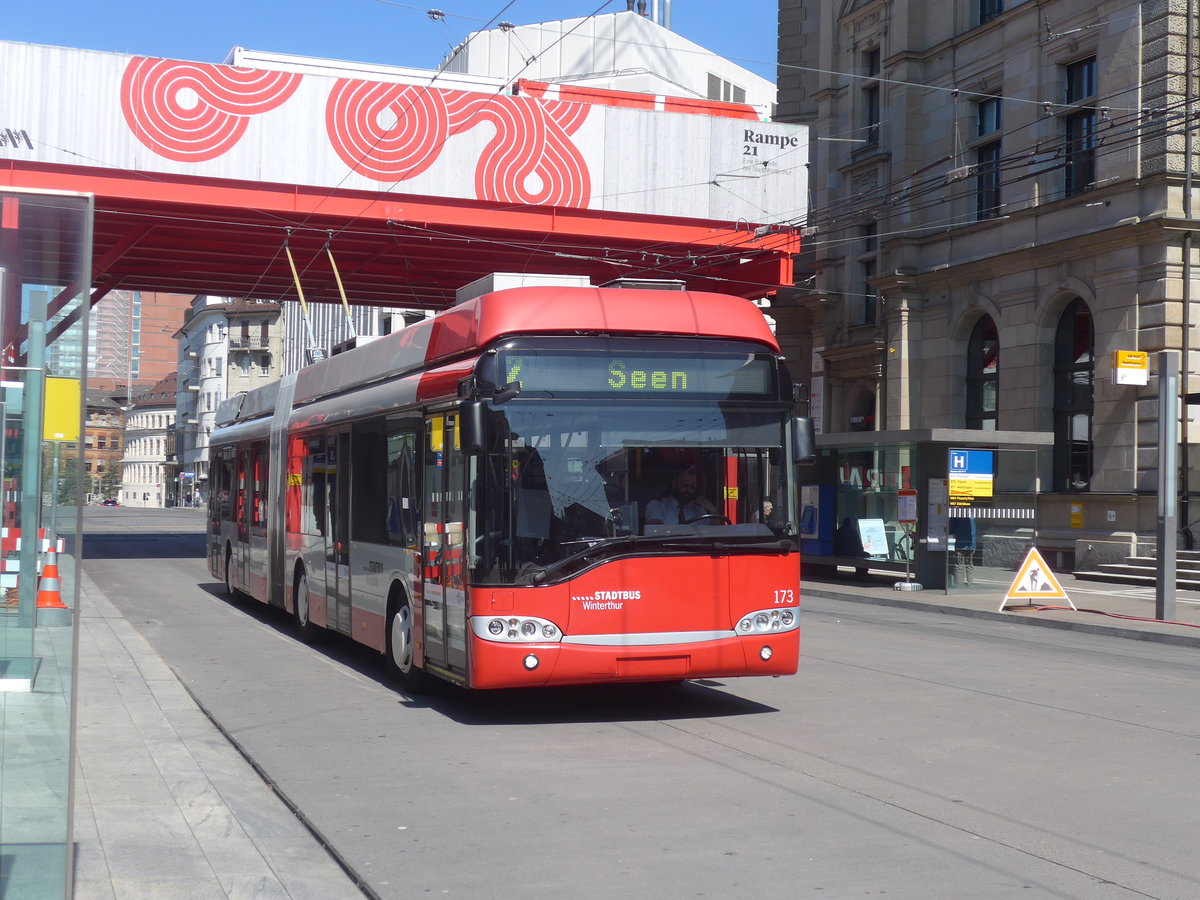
[386, 424, 420, 549]
[307, 436, 326, 536]
[253, 441, 268, 527]
[350, 421, 388, 545]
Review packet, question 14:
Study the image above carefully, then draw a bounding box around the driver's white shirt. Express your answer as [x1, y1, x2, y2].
[645, 496, 710, 524]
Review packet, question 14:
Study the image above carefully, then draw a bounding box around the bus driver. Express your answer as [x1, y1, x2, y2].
[645, 469, 718, 525]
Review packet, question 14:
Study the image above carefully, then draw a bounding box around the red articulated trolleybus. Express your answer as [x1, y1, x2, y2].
[208, 284, 816, 690]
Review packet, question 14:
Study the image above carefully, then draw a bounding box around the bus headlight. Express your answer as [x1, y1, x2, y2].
[737, 607, 800, 635]
[472, 615, 563, 643]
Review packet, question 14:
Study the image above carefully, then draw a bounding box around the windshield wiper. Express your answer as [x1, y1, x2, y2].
[517, 533, 793, 585]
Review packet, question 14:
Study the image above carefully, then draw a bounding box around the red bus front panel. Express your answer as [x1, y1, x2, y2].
[467, 553, 799, 689]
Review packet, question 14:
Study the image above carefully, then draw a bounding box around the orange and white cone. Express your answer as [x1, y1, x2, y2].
[36, 549, 68, 610]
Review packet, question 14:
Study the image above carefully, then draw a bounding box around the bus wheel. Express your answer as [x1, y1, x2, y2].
[387, 593, 431, 693]
[224, 545, 240, 601]
[293, 570, 322, 644]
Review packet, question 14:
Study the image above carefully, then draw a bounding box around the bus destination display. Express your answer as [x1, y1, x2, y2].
[498, 352, 774, 398]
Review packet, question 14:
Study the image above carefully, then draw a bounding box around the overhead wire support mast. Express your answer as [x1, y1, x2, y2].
[283, 232, 326, 365]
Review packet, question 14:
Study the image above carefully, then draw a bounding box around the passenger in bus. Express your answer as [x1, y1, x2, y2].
[645, 469, 718, 525]
[752, 499, 785, 532]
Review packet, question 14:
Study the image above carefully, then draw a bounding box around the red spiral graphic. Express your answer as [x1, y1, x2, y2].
[447, 94, 591, 208]
[325, 80, 452, 180]
[324, 82, 591, 208]
[121, 58, 301, 162]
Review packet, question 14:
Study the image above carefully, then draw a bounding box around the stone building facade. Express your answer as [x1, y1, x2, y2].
[776, 0, 1200, 565]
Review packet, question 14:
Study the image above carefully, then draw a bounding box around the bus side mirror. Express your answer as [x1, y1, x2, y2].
[460, 400, 487, 455]
[793, 416, 816, 465]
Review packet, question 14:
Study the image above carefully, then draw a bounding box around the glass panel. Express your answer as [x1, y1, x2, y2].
[1, 189, 91, 896]
[471, 402, 791, 584]
[828, 445, 916, 565]
[947, 449, 1039, 593]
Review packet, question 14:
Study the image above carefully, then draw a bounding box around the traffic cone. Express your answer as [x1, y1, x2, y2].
[36, 549, 68, 610]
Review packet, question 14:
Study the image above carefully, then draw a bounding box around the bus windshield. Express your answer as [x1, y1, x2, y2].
[472, 401, 792, 584]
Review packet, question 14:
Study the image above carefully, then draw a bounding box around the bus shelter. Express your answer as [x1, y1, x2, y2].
[0, 187, 90, 897]
[799, 429, 1054, 591]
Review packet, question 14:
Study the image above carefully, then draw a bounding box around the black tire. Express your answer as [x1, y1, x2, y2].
[386, 590, 432, 693]
[292, 569, 323, 644]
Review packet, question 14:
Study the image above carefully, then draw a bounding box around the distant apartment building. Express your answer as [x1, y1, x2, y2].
[120, 374, 177, 508]
[82, 391, 124, 502]
[173, 297, 283, 503]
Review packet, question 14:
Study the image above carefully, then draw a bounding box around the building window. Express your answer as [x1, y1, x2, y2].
[862, 222, 878, 253]
[1053, 298, 1094, 491]
[706, 73, 746, 104]
[1064, 58, 1097, 196]
[976, 142, 1002, 219]
[977, 97, 1001, 138]
[966, 316, 999, 430]
[858, 260, 877, 326]
[852, 223, 879, 327]
[979, 0, 1003, 25]
[862, 48, 881, 146]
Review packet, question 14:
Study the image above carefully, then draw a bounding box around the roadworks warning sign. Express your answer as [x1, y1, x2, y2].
[1000, 547, 1076, 611]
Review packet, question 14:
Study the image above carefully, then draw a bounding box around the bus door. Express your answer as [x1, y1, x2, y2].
[324, 432, 353, 635]
[421, 413, 469, 675]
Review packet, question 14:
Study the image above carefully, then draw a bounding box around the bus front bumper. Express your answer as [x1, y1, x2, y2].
[467, 631, 799, 689]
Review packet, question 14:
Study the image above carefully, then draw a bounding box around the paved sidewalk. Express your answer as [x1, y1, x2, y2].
[801, 567, 1200, 647]
[73, 572, 365, 899]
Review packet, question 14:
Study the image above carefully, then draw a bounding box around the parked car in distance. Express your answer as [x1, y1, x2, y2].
[101, 499, 119, 507]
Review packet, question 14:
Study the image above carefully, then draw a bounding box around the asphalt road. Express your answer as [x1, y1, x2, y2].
[82, 507, 1200, 899]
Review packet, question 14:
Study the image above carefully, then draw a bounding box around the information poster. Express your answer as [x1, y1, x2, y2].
[948, 448, 994, 505]
[857, 518, 889, 557]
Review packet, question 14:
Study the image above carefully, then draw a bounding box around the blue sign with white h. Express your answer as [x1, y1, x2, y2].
[949, 449, 993, 476]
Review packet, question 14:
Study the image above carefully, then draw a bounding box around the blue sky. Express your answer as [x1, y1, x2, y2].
[5, 0, 779, 81]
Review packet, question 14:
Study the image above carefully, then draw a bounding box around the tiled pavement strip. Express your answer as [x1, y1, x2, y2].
[73, 571, 364, 899]
[69, 566, 1199, 898]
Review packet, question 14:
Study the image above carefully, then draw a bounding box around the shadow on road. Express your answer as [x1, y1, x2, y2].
[196, 582, 782, 726]
[83, 531, 207, 560]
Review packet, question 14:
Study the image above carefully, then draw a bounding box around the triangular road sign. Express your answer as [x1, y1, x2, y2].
[1000, 547, 1076, 611]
